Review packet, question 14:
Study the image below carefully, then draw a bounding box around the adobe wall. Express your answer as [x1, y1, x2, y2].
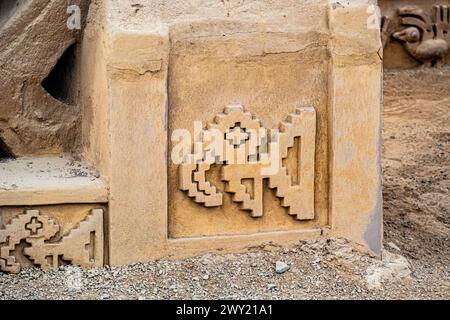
[1, 0, 384, 272]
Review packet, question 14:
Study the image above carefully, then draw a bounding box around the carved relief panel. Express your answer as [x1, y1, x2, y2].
[167, 47, 329, 238]
[0, 205, 105, 273]
[179, 104, 316, 220]
[380, 0, 450, 68]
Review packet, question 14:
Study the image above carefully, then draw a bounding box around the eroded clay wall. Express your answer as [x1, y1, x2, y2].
[0, 0, 90, 157]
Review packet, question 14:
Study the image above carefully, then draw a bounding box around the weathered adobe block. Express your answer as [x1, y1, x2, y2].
[81, 0, 383, 265]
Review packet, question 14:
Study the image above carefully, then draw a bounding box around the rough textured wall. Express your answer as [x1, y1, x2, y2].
[0, 0, 90, 157]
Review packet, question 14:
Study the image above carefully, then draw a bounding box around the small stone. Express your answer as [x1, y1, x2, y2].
[34, 110, 44, 120]
[203, 274, 210, 280]
[275, 261, 290, 274]
[387, 242, 401, 252]
[366, 250, 412, 290]
[267, 284, 277, 290]
[100, 293, 110, 300]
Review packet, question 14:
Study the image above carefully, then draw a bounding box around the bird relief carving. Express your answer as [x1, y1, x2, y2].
[176, 104, 317, 220]
[382, 5, 449, 67]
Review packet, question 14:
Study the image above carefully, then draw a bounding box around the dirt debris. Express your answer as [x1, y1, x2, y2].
[0, 236, 447, 300]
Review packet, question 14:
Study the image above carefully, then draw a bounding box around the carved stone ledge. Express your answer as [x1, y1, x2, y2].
[0, 156, 108, 206]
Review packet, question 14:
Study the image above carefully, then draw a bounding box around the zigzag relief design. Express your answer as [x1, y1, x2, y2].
[179, 104, 317, 220]
[0, 209, 104, 273]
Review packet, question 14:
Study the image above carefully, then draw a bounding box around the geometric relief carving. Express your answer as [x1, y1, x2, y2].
[179, 104, 316, 220]
[382, 5, 449, 66]
[0, 209, 104, 273]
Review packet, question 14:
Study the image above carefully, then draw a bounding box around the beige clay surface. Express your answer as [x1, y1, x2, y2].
[0, 156, 107, 206]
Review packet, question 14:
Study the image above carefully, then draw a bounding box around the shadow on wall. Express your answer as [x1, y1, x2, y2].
[41, 42, 78, 105]
[0, 137, 14, 159]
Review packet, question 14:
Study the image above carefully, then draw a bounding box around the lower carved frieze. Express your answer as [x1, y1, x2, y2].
[0, 206, 104, 273]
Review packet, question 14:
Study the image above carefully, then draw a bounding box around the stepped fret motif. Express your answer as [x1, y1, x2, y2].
[179, 104, 317, 220]
[0, 209, 104, 273]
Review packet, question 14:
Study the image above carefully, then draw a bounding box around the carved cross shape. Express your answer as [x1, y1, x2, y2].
[226, 126, 249, 147]
[25, 217, 43, 235]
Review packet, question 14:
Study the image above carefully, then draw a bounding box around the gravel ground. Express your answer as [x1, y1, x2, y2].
[0, 238, 447, 300]
[0, 69, 449, 300]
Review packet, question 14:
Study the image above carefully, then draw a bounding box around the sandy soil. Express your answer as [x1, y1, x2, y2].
[0, 68, 448, 300]
[381, 68, 449, 296]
